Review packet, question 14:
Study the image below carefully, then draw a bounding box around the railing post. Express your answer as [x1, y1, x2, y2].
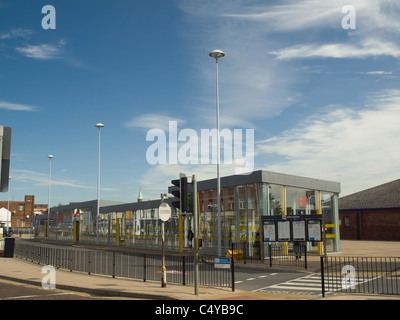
[143, 253, 146, 282]
[304, 243, 307, 270]
[231, 242, 235, 292]
[88, 251, 91, 275]
[112, 251, 116, 278]
[182, 255, 186, 286]
[269, 243, 272, 267]
[320, 256, 325, 298]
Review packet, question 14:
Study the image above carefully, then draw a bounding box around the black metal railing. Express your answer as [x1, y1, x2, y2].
[321, 256, 400, 296]
[14, 243, 233, 289]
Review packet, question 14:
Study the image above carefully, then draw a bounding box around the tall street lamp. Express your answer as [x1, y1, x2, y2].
[95, 123, 104, 245]
[209, 49, 225, 257]
[47, 155, 54, 239]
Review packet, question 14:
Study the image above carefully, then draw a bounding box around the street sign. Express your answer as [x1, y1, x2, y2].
[214, 257, 231, 269]
[159, 202, 171, 222]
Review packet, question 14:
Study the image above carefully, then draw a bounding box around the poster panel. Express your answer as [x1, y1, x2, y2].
[307, 220, 322, 241]
[263, 220, 276, 242]
[277, 220, 291, 241]
[292, 220, 306, 241]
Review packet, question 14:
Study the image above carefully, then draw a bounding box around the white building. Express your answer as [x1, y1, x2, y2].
[0, 207, 11, 229]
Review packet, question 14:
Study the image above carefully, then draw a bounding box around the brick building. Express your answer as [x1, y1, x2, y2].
[339, 179, 400, 241]
[0, 195, 34, 228]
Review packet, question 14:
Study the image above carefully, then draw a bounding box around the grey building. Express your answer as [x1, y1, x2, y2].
[36, 170, 341, 258]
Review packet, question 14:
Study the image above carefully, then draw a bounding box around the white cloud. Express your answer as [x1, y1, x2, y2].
[0, 27, 33, 40]
[177, 0, 302, 129]
[138, 162, 247, 200]
[0, 101, 38, 111]
[12, 169, 118, 192]
[257, 89, 400, 196]
[357, 71, 393, 75]
[15, 40, 66, 60]
[124, 114, 186, 132]
[270, 39, 400, 60]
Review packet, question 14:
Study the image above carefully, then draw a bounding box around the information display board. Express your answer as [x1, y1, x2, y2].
[262, 215, 323, 243]
[263, 220, 276, 242]
[292, 220, 306, 241]
[307, 220, 322, 241]
[277, 220, 291, 241]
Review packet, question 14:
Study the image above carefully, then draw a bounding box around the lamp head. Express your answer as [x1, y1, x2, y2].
[209, 49, 225, 59]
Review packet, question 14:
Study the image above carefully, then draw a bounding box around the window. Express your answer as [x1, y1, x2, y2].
[18, 204, 25, 211]
[344, 216, 350, 227]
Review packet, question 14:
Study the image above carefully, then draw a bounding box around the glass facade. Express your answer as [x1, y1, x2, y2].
[35, 171, 340, 258]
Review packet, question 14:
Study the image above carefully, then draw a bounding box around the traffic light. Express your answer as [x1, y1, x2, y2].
[0, 126, 11, 192]
[171, 175, 188, 213]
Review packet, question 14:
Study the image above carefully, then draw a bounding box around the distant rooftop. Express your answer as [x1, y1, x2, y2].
[339, 179, 400, 210]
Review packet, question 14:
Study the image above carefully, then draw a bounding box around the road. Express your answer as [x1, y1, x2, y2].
[0, 278, 140, 300]
[234, 266, 321, 295]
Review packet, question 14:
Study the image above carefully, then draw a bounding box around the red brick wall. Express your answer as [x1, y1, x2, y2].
[340, 208, 400, 241]
[0, 195, 34, 228]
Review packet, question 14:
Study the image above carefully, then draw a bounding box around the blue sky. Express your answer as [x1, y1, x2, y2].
[1, 0, 399, 206]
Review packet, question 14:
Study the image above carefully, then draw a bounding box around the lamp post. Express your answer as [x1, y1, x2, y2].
[47, 155, 54, 239]
[95, 123, 104, 246]
[209, 49, 225, 257]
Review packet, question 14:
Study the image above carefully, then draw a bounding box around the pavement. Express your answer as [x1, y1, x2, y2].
[0, 239, 399, 300]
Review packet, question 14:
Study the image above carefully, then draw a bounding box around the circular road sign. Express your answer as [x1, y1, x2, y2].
[159, 202, 171, 222]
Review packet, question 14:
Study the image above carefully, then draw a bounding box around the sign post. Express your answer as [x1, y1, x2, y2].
[159, 201, 171, 288]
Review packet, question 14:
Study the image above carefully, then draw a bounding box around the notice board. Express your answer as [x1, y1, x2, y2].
[263, 220, 276, 242]
[292, 220, 306, 241]
[307, 220, 322, 241]
[277, 220, 291, 241]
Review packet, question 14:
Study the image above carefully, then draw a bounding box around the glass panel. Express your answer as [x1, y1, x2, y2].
[268, 184, 283, 216]
[321, 191, 340, 253]
[286, 186, 315, 216]
[222, 187, 235, 247]
[247, 184, 260, 259]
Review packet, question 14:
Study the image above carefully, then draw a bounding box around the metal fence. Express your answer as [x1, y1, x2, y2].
[232, 241, 320, 270]
[321, 256, 400, 296]
[13, 243, 232, 289]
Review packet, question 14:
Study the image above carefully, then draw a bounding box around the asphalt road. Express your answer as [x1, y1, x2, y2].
[234, 266, 311, 293]
[0, 278, 135, 300]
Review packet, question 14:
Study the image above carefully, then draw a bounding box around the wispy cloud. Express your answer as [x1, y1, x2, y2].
[15, 40, 66, 60]
[0, 27, 33, 40]
[0, 100, 38, 111]
[177, 0, 302, 129]
[12, 169, 118, 192]
[257, 89, 400, 196]
[356, 71, 393, 75]
[270, 39, 400, 60]
[124, 114, 186, 132]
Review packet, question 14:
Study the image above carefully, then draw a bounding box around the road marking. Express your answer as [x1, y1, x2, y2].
[1, 292, 73, 300]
